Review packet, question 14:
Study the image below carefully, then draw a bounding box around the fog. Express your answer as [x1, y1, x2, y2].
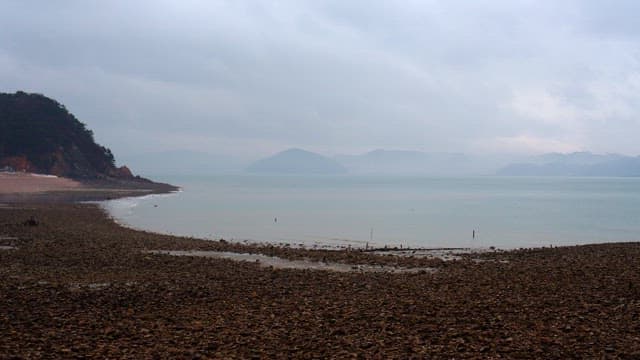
[2, 1, 640, 170]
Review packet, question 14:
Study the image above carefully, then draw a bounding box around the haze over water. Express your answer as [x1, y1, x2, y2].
[103, 175, 640, 249]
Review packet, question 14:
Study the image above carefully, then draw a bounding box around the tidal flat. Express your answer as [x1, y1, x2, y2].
[1, 203, 640, 358]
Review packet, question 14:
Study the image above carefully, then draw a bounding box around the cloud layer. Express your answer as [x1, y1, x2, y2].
[1, 0, 640, 159]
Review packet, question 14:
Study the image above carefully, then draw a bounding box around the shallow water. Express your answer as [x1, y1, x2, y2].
[102, 175, 640, 249]
[145, 250, 436, 273]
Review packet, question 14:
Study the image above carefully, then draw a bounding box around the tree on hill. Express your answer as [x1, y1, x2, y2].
[0, 91, 128, 179]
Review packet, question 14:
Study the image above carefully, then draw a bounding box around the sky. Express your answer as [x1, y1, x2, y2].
[1, 0, 640, 161]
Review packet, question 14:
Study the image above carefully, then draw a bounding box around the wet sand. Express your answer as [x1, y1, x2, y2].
[1, 203, 640, 358]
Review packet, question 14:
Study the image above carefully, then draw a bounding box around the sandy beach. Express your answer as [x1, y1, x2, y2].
[1, 201, 639, 358]
[0, 172, 178, 203]
[0, 172, 83, 193]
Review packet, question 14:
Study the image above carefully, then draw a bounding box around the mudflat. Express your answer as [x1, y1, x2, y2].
[1, 203, 639, 358]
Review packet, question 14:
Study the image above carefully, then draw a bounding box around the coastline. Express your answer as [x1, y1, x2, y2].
[0, 172, 180, 203]
[1, 201, 640, 357]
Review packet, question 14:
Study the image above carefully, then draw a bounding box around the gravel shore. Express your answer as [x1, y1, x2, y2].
[1, 203, 639, 358]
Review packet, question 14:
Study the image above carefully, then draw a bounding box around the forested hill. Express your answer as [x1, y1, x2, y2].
[0, 91, 134, 179]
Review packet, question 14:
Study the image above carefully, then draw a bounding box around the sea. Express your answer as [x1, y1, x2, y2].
[101, 175, 640, 249]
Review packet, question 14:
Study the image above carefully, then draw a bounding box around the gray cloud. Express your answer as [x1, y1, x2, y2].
[2, 0, 640, 160]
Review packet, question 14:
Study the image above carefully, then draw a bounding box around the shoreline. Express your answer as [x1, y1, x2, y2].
[0, 171, 179, 203]
[1, 202, 640, 357]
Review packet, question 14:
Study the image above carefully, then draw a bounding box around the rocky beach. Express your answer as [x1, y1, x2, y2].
[3, 8, 640, 357]
[1, 198, 639, 358]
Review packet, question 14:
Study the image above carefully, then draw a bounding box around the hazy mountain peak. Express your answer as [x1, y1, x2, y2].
[279, 148, 314, 156]
[247, 148, 347, 174]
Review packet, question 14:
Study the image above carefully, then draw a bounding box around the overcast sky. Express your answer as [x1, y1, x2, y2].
[2, 0, 640, 160]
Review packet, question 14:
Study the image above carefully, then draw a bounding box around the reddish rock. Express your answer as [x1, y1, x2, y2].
[0, 155, 34, 172]
[111, 165, 134, 179]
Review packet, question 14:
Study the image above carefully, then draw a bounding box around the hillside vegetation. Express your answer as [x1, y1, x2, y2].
[0, 91, 132, 179]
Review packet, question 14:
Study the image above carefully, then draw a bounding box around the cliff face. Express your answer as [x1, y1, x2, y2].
[0, 91, 133, 179]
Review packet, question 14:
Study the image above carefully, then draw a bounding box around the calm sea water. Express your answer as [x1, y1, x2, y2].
[102, 175, 640, 249]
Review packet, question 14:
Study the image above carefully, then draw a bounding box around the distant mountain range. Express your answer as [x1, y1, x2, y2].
[246, 149, 512, 175]
[497, 152, 640, 177]
[246, 149, 640, 177]
[334, 149, 508, 175]
[247, 148, 347, 174]
[6, 90, 636, 178]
